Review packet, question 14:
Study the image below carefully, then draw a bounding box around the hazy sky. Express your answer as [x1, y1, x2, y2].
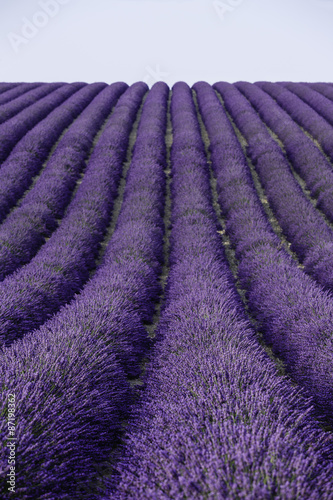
[1, 0, 332, 84]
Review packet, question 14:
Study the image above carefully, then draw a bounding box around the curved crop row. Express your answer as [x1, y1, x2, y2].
[218, 82, 333, 291]
[62, 80, 168, 375]
[0, 81, 169, 500]
[0, 82, 84, 164]
[110, 82, 333, 500]
[308, 82, 333, 102]
[189, 81, 333, 419]
[236, 81, 333, 225]
[235, 82, 333, 228]
[257, 82, 333, 164]
[0, 83, 58, 125]
[0, 82, 41, 107]
[281, 81, 333, 128]
[0, 82, 126, 281]
[0, 83, 104, 223]
[0, 82, 147, 349]
[0, 82, 20, 95]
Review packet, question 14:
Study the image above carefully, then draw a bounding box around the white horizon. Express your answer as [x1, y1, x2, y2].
[0, 0, 332, 85]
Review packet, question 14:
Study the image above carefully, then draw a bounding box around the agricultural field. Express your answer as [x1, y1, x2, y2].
[1, 80, 333, 499]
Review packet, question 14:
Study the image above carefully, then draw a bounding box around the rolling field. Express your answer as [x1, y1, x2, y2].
[1, 80, 333, 499]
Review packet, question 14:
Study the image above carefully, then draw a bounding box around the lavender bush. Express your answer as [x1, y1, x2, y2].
[0, 83, 42, 108]
[218, 82, 333, 291]
[236, 81, 333, 225]
[0, 82, 146, 348]
[110, 81, 333, 500]
[0, 83, 59, 125]
[193, 81, 333, 417]
[308, 82, 333, 101]
[0, 81, 168, 499]
[280, 81, 333, 127]
[257, 82, 333, 167]
[0, 83, 105, 222]
[0, 82, 81, 163]
[0, 82, 21, 95]
[0, 82, 126, 280]
[0, 79, 332, 499]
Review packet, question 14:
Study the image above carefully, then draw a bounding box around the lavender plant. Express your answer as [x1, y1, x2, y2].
[257, 82, 333, 166]
[219, 82, 333, 291]
[308, 82, 333, 102]
[0, 82, 21, 96]
[0, 81, 168, 499]
[110, 81, 333, 500]
[0, 82, 127, 280]
[0, 83, 146, 348]
[193, 81, 333, 417]
[0, 83, 42, 110]
[0, 82, 82, 163]
[236, 81, 333, 225]
[0, 83, 105, 223]
[0, 83, 59, 125]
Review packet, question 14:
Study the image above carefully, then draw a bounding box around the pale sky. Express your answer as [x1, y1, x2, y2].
[0, 0, 332, 85]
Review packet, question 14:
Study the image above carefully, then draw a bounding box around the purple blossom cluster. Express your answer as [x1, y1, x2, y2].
[236, 82, 333, 225]
[0, 82, 127, 280]
[110, 82, 333, 499]
[0, 83, 42, 109]
[0, 82, 81, 163]
[281, 81, 333, 128]
[0, 83, 57, 125]
[257, 82, 333, 166]
[193, 81, 333, 417]
[0, 82, 146, 348]
[1, 79, 333, 498]
[0, 83, 103, 223]
[0, 81, 168, 499]
[218, 82, 333, 291]
[308, 82, 333, 101]
[0, 82, 21, 96]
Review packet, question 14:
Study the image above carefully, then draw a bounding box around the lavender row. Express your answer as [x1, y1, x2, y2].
[0, 82, 20, 95]
[189, 81, 333, 419]
[111, 82, 333, 500]
[0, 82, 126, 281]
[0, 83, 58, 125]
[0, 82, 147, 348]
[0, 81, 168, 500]
[220, 82, 333, 291]
[256, 82, 333, 164]
[0, 82, 104, 223]
[0, 82, 42, 107]
[236, 82, 333, 226]
[308, 82, 333, 102]
[281, 82, 333, 128]
[0, 82, 83, 164]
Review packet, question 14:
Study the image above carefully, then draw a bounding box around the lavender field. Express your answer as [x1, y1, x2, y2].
[1, 80, 333, 499]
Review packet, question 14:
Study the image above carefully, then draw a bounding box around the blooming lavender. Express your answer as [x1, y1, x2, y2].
[0, 81, 168, 499]
[0, 82, 82, 163]
[0, 82, 21, 96]
[281, 81, 333, 128]
[218, 82, 333, 291]
[236, 81, 333, 226]
[0, 83, 146, 348]
[0, 83, 105, 224]
[0, 82, 127, 280]
[257, 81, 333, 167]
[0, 83, 43, 113]
[0, 79, 332, 499]
[109, 81, 333, 500]
[308, 82, 333, 102]
[0, 83, 60, 126]
[192, 81, 333, 417]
